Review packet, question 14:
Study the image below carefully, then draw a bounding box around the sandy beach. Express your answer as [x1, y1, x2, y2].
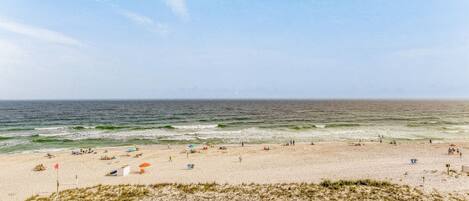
[2, 141, 469, 200]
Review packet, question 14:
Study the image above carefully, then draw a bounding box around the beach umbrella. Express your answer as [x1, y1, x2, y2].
[139, 162, 151, 168]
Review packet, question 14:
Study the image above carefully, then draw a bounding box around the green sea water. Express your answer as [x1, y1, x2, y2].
[1, 100, 468, 153]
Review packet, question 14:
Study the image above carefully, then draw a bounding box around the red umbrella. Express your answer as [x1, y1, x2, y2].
[139, 162, 151, 168]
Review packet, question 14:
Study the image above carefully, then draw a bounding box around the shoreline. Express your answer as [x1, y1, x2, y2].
[0, 137, 458, 155]
[3, 121, 468, 155]
[2, 141, 469, 200]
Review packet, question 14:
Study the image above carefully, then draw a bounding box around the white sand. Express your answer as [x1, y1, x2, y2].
[1, 141, 469, 200]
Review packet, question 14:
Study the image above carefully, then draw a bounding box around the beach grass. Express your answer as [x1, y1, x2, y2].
[25, 180, 462, 201]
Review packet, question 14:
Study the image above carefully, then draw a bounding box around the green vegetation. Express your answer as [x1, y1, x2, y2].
[319, 179, 392, 189]
[25, 184, 150, 201]
[217, 124, 227, 128]
[26, 180, 461, 201]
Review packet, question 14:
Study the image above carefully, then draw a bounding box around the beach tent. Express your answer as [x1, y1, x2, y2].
[139, 162, 151, 168]
[107, 165, 131, 176]
[187, 144, 197, 153]
[187, 144, 196, 149]
[127, 147, 137, 152]
[118, 165, 130, 176]
[138, 162, 151, 174]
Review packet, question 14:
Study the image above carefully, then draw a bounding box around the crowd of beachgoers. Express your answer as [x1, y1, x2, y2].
[2, 138, 469, 200]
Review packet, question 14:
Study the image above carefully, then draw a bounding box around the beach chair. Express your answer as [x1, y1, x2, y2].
[107, 170, 118, 176]
[187, 164, 194, 170]
[45, 153, 55, 158]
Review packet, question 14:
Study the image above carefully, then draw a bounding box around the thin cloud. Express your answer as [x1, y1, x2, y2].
[117, 10, 169, 35]
[0, 40, 26, 68]
[0, 17, 84, 47]
[119, 10, 154, 26]
[164, 0, 190, 21]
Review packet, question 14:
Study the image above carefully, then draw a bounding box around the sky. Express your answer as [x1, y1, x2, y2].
[0, 0, 468, 100]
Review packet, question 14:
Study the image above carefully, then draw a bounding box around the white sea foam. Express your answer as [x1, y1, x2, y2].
[34, 126, 66, 131]
[21, 124, 469, 145]
[36, 132, 71, 137]
[173, 124, 218, 129]
[314, 124, 326, 128]
[0, 139, 28, 148]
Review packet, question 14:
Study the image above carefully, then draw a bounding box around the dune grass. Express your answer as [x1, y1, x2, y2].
[25, 180, 466, 201]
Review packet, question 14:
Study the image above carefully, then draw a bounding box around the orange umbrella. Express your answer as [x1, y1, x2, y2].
[139, 162, 151, 168]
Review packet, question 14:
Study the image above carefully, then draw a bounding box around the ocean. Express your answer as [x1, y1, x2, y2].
[0, 100, 468, 153]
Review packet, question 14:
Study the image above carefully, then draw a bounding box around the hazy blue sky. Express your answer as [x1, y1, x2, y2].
[0, 0, 468, 99]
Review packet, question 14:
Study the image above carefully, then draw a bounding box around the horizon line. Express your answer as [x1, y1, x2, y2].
[1, 98, 469, 101]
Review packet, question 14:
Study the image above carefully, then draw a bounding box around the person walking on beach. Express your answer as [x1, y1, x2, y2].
[239, 155, 242, 163]
[241, 141, 244, 147]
